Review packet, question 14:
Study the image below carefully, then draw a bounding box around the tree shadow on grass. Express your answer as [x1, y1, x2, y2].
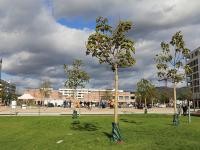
[71, 121, 99, 131]
[120, 118, 143, 125]
[167, 123, 179, 127]
[102, 132, 112, 140]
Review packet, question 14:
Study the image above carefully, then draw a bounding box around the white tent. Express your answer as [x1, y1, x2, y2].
[18, 94, 35, 100]
[18, 94, 35, 108]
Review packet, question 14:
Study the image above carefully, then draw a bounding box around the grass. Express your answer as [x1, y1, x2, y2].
[0, 114, 200, 150]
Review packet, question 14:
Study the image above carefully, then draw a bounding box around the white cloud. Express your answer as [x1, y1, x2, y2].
[1, 0, 200, 91]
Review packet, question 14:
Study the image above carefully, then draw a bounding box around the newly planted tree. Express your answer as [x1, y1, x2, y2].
[86, 16, 136, 142]
[40, 80, 52, 100]
[38, 80, 52, 114]
[155, 31, 192, 125]
[136, 79, 156, 114]
[64, 59, 90, 109]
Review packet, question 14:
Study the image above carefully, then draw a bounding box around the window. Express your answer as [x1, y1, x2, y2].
[195, 51, 198, 56]
[125, 96, 129, 100]
[193, 73, 199, 80]
[193, 74, 195, 79]
[119, 96, 123, 100]
[192, 66, 198, 72]
[196, 80, 199, 86]
[195, 59, 198, 65]
[194, 87, 199, 93]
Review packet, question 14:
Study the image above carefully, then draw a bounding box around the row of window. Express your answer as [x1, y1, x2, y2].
[191, 50, 199, 59]
[192, 73, 199, 80]
[192, 66, 199, 72]
[119, 96, 130, 100]
[63, 94, 131, 100]
[191, 86, 200, 93]
[189, 59, 198, 67]
[189, 50, 200, 93]
[191, 80, 200, 87]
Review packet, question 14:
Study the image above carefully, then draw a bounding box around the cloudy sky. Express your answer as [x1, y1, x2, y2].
[1, 0, 200, 92]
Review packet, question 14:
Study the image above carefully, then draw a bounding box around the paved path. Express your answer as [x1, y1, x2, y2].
[0, 106, 179, 116]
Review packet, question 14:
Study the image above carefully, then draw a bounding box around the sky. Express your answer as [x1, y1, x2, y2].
[1, 0, 200, 93]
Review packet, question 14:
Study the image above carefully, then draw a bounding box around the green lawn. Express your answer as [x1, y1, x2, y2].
[0, 115, 200, 150]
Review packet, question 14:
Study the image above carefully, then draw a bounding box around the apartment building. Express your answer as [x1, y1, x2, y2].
[58, 88, 135, 103]
[24, 88, 135, 106]
[187, 47, 200, 108]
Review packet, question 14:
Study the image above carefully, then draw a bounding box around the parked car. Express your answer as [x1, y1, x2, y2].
[147, 104, 152, 108]
[158, 104, 166, 108]
[128, 104, 133, 108]
[47, 103, 54, 107]
[22, 104, 27, 109]
[137, 104, 144, 109]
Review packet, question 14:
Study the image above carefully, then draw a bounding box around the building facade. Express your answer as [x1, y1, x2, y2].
[58, 88, 135, 103]
[25, 88, 63, 105]
[24, 88, 135, 107]
[187, 47, 200, 108]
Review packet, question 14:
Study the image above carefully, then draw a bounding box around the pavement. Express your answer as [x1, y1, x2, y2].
[0, 106, 180, 116]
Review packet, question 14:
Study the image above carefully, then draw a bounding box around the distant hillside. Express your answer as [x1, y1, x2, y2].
[156, 86, 191, 100]
[156, 86, 189, 92]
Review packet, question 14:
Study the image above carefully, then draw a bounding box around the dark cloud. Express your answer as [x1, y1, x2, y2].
[53, 0, 200, 37]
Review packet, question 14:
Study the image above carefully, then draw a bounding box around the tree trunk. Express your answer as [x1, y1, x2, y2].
[114, 64, 118, 124]
[193, 99, 195, 112]
[165, 79, 168, 88]
[74, 89, 80, 115]
[145, 97, 147, 109]
[144, 97, 147, 114]
[173, 82, 177, 114]
[74, 89, 77, 110]
[188, 100, 191, 123]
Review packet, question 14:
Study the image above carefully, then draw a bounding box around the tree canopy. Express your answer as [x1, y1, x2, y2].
[136, 79, 156, 102]
[86, 16, 136, 70]
[155, 31, 192, 84]
[40, 80, 52, 98]
[64, 59, 90, 90]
